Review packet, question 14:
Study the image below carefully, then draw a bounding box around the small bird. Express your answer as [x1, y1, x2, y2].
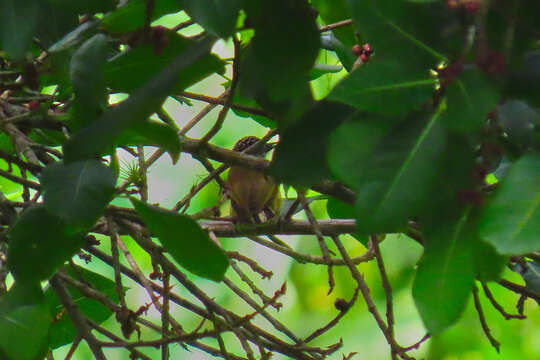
[226, 136, 281, 223]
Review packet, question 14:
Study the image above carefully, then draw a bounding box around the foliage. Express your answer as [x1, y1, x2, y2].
[0, 0, 539, 359]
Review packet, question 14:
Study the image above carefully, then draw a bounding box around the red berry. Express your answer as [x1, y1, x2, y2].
[463, 1, 481, 14]
[352, 44, 362, 56]
[28, 100, 40, 111]
[362, 43, 372, 54]
[360, 53, 368, 62]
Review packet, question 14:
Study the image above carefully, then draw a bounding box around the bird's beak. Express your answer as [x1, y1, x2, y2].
[265, 142, 278, 152]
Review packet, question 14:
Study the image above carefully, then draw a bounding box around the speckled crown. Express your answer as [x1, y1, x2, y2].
[233, 136, 260, 152]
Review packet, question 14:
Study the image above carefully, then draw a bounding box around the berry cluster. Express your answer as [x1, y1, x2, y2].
[352, 43, 373, 63]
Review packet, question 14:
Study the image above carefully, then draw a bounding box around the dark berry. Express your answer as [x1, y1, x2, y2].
[334, 298, 350, 312]
[352, 44, 363, 56]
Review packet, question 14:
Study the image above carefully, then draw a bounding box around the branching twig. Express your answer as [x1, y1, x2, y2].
[472, 284, 501, 353]
[298, 191, 335, 293]
[49, 275, 107, 360]
[481, 282, 526, 320]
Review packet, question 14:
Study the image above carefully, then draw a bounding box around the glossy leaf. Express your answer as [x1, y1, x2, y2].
[131, 199, 229, 281]
[320, 32, 356, 71]
[313, 0, 356, 46]
[63, 36, 215, 163]
[271, 101, 357, 186]
[328, 61, 437, 115]
[328, 112, 398, 187]
[101, 0, 181, 34]
[0, 283, 50, 360]
[326, 198, 368, 246]
[441, 68, 500, 132]
[413, 210, 475, 335]
[345, 0, 447, 68]
[70, 34, 111, 131]
[240, 0, 320, 123]
[41, 160, 117, 231]
[230, 93, 275, 128]
[473, 237, 506, 282]
[355, 110, 446, 234]
[45, 266, 121, 349]
[478, 153, 540, 255]
[116, 121, 182, 163]
[0, 0, 41, 60]
[310, 64, 343, 81]
[181, 0, 241, 38]
[105, 30, 225, 94]
[7, 206, 85, 283]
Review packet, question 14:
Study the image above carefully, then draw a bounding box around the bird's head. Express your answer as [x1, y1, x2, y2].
[232, 136, 276, 157]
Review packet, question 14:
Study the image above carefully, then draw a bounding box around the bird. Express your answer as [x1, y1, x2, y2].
[225, 136, 281, 223]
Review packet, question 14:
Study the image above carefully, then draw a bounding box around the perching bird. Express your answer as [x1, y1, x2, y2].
[226, 136, 281, 223]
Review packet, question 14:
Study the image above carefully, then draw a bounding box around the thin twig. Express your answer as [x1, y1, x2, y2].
[199, 36, 241, 144]
[49, 275, 107, 360]
[371, 235, 395, 344]
[178, 91, 268, 117]
[472, 284, 501, 353]
[319, 19, 354, 32]
[298, 191, 334, 293]
[481, 282, 526, 320]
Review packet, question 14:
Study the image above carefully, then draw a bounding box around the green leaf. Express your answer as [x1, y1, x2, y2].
[328, 112, 398, 188]
[312, 0, 356, 46]
[472, 237, 506, 282]
[70, 34, 111, 132]
[131, 198, 229, 281]
[63, 36, 215, 163]
[0, 0, 41, 60]
[413, 210, 475, 335]
[326, 198, 368, 246]
[36, 4, 80, 50]
[116, 121, 182, 163]
[478, 153, 540, 255]
[230, 93, 275, 129]
[345, 0, 447, 68]
[45, 0, 115, 14]
[101, 0, 181, 34]
[45, 266, 121, 349]
[441, 68, 500, 132]
[7, 206, 85, 283]
[309, 64, 342, 81]
[105, 30, 225, 94]
[355, 109, 446, 234]
[41, 160, 117, 231]
[271, 101, 357, 186]
[240, 0, 320, 124]
[0, 283, 50, 360]
[181, 0, 241, 38]
[320, 33, 356, 72]
[328, 61, 437, 115]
